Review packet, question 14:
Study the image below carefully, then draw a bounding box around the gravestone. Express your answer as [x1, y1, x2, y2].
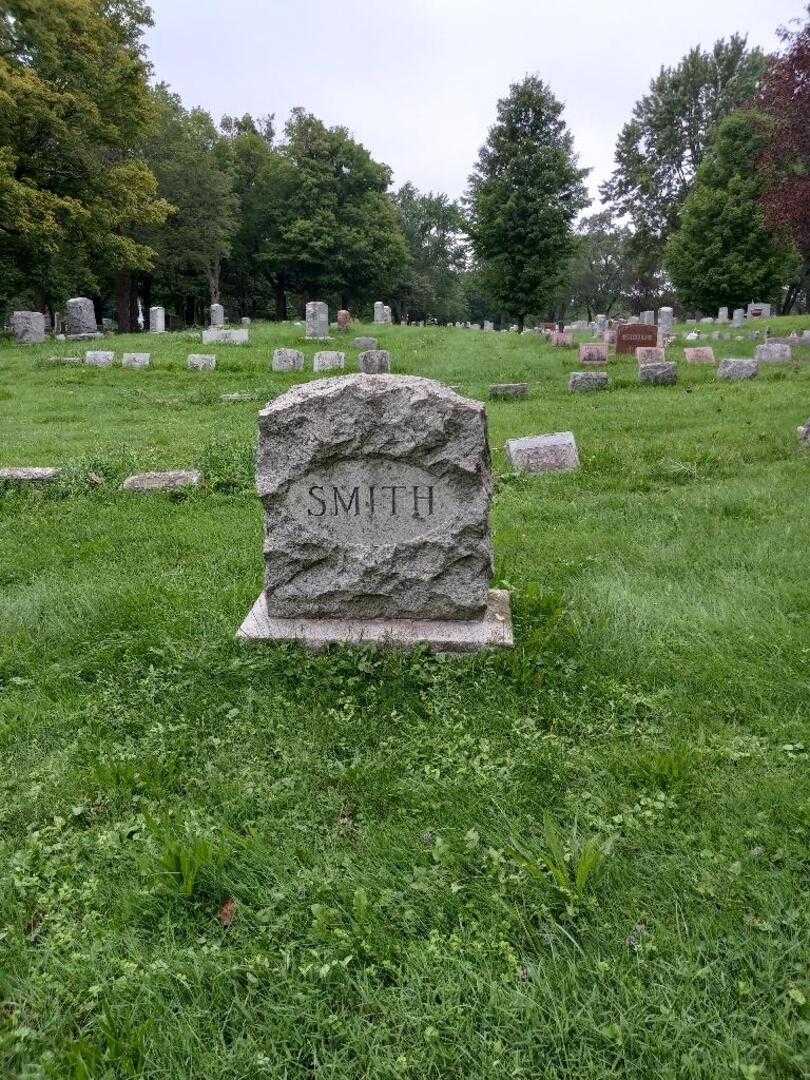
[241, 317, 251, 327]
[732, 308, 745, 328]
[579, 343, 608, 365]
[569, 372, 608, 393]
[149, 306, 165, 333]
[483, 320, 494, 331]
[0, 467, 61, 486]
[122, 352, 150, 368]
[798, 419, 810, 445]
[383, 305, 392, 324]
[602, 329, 617, 345]
[66, 297, 99, 339]
[102, 317, 115, 333]
[237, 374, 512, 651]
[352, 336, 377, 350]
[636, 346, 665, 364]
[202, 328, 248, 345]
[717, 306, 729, 322]
[122, 470, 202, 492]
[718, 359, 758, 381]
[595, 314, 608, 334]
[313, 351, 345, 372]
[657, 307, 674, 336]
[358, 349, 391, 374]
[272, 348, 304, 372]
[373, 301, 386, 324]
[684, 347, 715, 364]
[700, 317, 714, 325]
[489, 384, 528, 399]
[551, 331, 573, 346]
[616, 323, 658, 355]
[639, 360, 677, 385]
[755, 342, 791, 363]
[10, 311, 46, 344]
[747, 302, 771, 319]
[640, 311, 655, 326]
[336, 309, 351, 330]
[210, 303, 225, 327]
[306, 301, 329, 340]
[506, 432, 579, 474]
[84, 350, 114, 367]
[188, 354, 216, 370]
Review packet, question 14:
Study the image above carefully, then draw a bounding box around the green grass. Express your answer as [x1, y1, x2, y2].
[1, 320, 808, 1079]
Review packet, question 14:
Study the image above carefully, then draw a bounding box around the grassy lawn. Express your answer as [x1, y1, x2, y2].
[1, 320, 808, 1078]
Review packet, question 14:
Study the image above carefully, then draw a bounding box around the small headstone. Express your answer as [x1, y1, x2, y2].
[801, 330, 810, 342]
[657, 307, 674, 336]
[595, 314, 608, 334]
[640, 311, 655, 325]
[483, 320, 495, 332]
[383, 305, 392, 324]
[272, 348, 304, 372]
[149, 306, 166, 333]
[684, 347, 715, 364]
[755, 342, 791, 363]
[373, 301, 386, 325]
[798, 419, 810, 445]
[732, 308, 745, 328]
[210, 303, 225, 327]
[122, 352, 151, 368]
[241, 316, 251, 327]
[313, 351, 345, 372]
[102, 317, 115, 333]
[336, 309, 351, 330]
[579, 343, 609, 365]
[358, 349, 391, 374]
[188, 354, 216, 370]
[66, 297, 99, 338]
[202, 328, 249, 345]
[85, 350, 114, 367]
[306, 301, 329, 340]
[237, 374, 512, 651]
[639, 360, 677, 385]
[10, 311, 46, 344]
[717, 359, 758, 381]
[636, 346, 665, 364]
[550, 331, 573, 346]
[616, 323, 658, 355]
[602, 329, 617, 345]
[569, 371, 609, 393]
[747, 302, 771, 319]
[352, 336, 378, 350]
[0, 466, 61, 486]
[700, 317, 714, 325]
[47, 355, 82, 366]
[717, 306, 729, 322]
[489, 383, 528, 399]
[122, 470, 202, 492]
[506, 432, 579, 474]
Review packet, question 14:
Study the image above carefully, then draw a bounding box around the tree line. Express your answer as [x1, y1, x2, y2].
[1, 1, 807, 330]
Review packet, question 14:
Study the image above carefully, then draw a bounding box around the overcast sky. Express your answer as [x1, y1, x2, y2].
[146, 0, 801, 210]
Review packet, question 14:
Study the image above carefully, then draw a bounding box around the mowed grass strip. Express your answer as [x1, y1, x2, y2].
[0, 321, 808, 1078]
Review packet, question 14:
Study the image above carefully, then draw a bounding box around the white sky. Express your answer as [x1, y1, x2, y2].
[146, 0, 801, 210]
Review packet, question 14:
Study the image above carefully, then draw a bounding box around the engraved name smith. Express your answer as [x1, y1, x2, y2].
[306, 482, 435, 518]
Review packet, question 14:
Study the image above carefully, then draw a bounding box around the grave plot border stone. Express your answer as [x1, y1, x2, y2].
[569, 371, 609, 392]
[506, 432, 580, 473]
[717, 359, 758, 381]
[489, 383, 528, 399]
[122, 470, 202, 492]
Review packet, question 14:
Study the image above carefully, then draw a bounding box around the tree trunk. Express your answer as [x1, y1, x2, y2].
[206, 260, 221, 304]
[142, 274, 153, 324]
[274, 276, 288, 321]
[116, 272, 133, 332]
[781, 283, 799, 315]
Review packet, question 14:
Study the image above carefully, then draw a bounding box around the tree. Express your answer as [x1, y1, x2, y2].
[392, 184, 468, 323]
[756, 9, 810, 312]
[0, 0, 170, 321]
[664, 112, 799, 314]
[466, 76, 589, 328]
[568, 212, 635, 319]
[601, 36, 767, 262]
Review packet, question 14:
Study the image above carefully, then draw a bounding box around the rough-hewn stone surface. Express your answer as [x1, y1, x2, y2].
[84, 351, 114, 367]
[122, 352, 150, 368]
[755, 342, 791, 363]
[122, 470, 202, 491]
[798, 419, 810, 444]
[336, 309, 351, 330]
[66, 297, 97, 337]
[149, 306, 165, 333]
[489, 384, 528, 399]
[272, 348, 304, 372]
[305, 301, 329, 340]
[506, 432, 579, 474]
[255, 374, 494, 621]
[358, 349, 391, 374]
[717, 359, 758, 381]
[0, 467, 61, 485]
[352, 336, 378, 350]
[579, 343, 609, 365]
[187, 354, 216, 370]
[636, 346, 665, 364]
[210, 303, 224, 326]
[639, 360, 677, 385]
[313, 351, 345, 372]
[10, 311, 46, 344]
[202, 328, 248, 345]
[684, 347, 716, 364]
[569, 371, 609, 392]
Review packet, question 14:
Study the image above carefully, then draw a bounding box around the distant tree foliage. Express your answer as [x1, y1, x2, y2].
[467, 76, 589, 328]
[392, 184, 468, 324]
[664, 112, 800, 313]
[567, 212, 636, 319]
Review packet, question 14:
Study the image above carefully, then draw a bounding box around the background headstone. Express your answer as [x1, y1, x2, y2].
[84, 350, 114, 367]
[684, 347, 716, 364]
[755, 342, 791, 363]
[210, 303, 225, 327]
[718, 359, 758, 381]
[188, 354, 216, 370]
[358, 349, 391, 374]
[10, 311, 46, 344]
[616, 323, 658, 355]
[506, 432, 579, 474]
[579, 343, 608, 365]
[272, 348, 304, 372]
[336, 309, 351, 330]
[313, 351, 345, 371]
[122, 352, 151, 368]
[569, 372, 609, 392]
[657, 307, 674, 336]
[732, 308, 745, 328]
[66, 297, 98, 338]
[306, 301, 329, 340]
[149, 306, 165, 333]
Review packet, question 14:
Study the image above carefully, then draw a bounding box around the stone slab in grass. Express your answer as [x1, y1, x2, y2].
[0, 466, 61, 485]
[85, 351, 114, 367]
[639, 360, 677, 385]
[489, 383, 528, 399]
[313, 351, 345, 372]
[569, 371, 609, 392]
[272, 348, 304, 372]
[718, 359, 758, 381]
[47, 355, 83, 366]
[121, 470, 202, 492]
[358, 349, 391, 374]
[798, 419, 810, 444]
[122, 352, 151, 368]
[755, 342, 792, 363]
[579, 343, 609, 365]
[636, 346, 665, 364]
[506, 431, 580, 473]
[351, 336, 378, 349]
[187, 354, 216, 370]
[202, 328, 249, 345]
[684, 347, 715, 364]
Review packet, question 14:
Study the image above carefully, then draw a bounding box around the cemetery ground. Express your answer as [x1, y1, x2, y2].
[1, 320, 809, 1079]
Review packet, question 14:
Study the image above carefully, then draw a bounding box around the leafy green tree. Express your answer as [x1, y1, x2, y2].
[568, 212, 635, 318]
[392, 184, 468, 323]
[466, 76, 589, 328]
[601, 35, 767, 262]
[664, 112, 800, 313]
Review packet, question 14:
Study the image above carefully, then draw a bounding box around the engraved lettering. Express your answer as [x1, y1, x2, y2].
[308, 485, 327, 517]
[332, 485, 360, 516]
[381, 484, 407, 515]
[412, 485, 434, 517]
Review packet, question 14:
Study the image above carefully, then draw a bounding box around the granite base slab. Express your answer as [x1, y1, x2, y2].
[237, 589, 514, 652]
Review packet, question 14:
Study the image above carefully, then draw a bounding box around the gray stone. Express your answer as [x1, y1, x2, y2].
[639, 360, 677, 385]
[718, 306, 729, 322]
[0, 466, 61, 485]
[251, 374, 495, 623]
[210, 303, 225, 327]
[306, 301, 329, 340]
[506, 432, 579, 474]
[10, 311, 46, 344]
[202, 328, 248, 345]
[755, 342, 791, 363]
[640, 311, 655, 325]
[700, 317, 714, 325]
[102, 317, 115, 333]
[373, 301, 386, 324]
[489, 383, 528, 399]
[595, 314, 608, 334]
[221, 391, 261, 403]
[798, 419, 810, 444]
[241, 316, 251, 327]
[579, 342, 609, 365]
[717, 359, 758, 381]
[352, 336, 378, 350]
[187, 354, 216, 370]
[569, 371, 609, 392]
[636, 346, 665, 364]
[122, 470, 202, 492]
[149, 306, 165, 333]
[47, 355, 83, 366]
[358, 349, 391, 374]
[122, 352, 151, 368]
[272, 348, 304, 372]
[732, 308, 745, 328]
[483, 320, 494, 331]
[313, 351, 345, 372]
[684, 347, 715, 364]
[658, 307, 674, 335]
[66, 297, 97, 337]
[84, 350, 114, 367]
[802, 330, 810, 342]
